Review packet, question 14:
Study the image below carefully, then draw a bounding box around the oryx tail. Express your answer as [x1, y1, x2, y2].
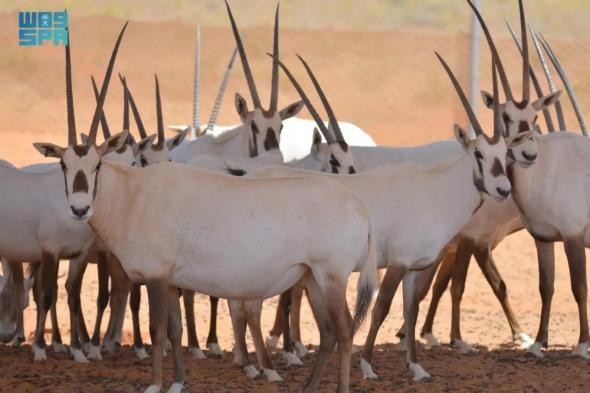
[352, 218, 378, 335]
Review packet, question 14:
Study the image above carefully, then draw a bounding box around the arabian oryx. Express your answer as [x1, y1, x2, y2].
[0, 23, 128, 363]
[169, 1, 304, 165]
[235, 53, 511, 382]
[34, 32, 378, 393]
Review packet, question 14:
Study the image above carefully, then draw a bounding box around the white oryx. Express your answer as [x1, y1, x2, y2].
[0, 23, 128, 363]
[33, 104, 379, 393]
[235, 53, 511, 382]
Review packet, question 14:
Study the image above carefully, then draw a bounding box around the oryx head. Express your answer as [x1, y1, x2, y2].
[469, 0, 561, 166]
[120, 74, 188, 167]
[438, 53, 511, 201]
[33, 24, 129, 221]
[276, 55, 357, 174]
[226, 1, 304, 158]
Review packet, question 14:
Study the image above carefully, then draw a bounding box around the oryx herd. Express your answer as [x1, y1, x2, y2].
[1, 0, 589, 392]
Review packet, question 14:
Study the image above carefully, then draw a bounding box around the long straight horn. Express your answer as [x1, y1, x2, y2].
[296, 54, 345, 143]
[193, 25, 201, 132]
[119, 73, 129, 132]
[225, 0, 261, 108]
[539, 34, 588, 136]
[531, 29, 566, 130]
[123, 77, 147, 139]
[435, 52, 483, 136]
[492, 58, 501, 137]
[519, 0, 530, 102]
[155, 74, 165, 146]
[268, 2, 280, 111]
[88, 21, 128, 145]
[467, 0, 513, 101]
[91, 76, 111, 139]
[272, 55, 335, 144]
[506, 20, 555, 132]
[65, 27, 77, 145]
[206, 47, 238, 133]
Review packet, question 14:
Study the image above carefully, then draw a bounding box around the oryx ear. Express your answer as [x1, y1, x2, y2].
[235, 93, 249, 121]
[481, 90, 495, 109]
[97, 131, 129, 156]
[167, 128, 188, 150]
[133, 134, 157, 155]
[33, 143, 65, 158]
[532, 90, 562, 111]
[454, 124, 472, 149]
[80, 133, 89, 145]
[311, 127, 322, 156]
[279, 100, 304, 120]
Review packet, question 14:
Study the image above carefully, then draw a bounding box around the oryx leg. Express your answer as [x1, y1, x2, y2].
[472, 244, 530, 346]
[49, 262, 67, 353]
[266, 290, 288, 351]
[131, 282, 148, 359]
[65, 254, 89, 362]
[563, 237, 590, 358]
[88, 251, 111, 359]
[420, 251, 456, 346]
[144, 279, 169, 393]
[528, 240, 555, 357]
[244, 299, 282, 382]
[361, 264, 407, 380]
[448, 239, 476, 353]
[206, 296, 222, 357]
[166, 286, 186, 393]
[395, 259, 441, 347]
[404, 270, 432, 382]
[228, 300, 259, 379]
[182, 289, 204, 359]
[279, 288, 300, 366]
[301, 271, 337, 393]
[290, 284, 308, 358]
[103, 255, 130, 353]
[32, 252, 59, 361]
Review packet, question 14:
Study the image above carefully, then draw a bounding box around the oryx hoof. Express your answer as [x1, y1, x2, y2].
[70, 347, 89, 363]
[514, 332, 534, 349]
[422, 333, 441, 349]
[51, 341, 68, 353]
[294, 341, 309, 358]
[87, 344, 102, 360]
[134, 346, 150, 360]
[265, 335, 279, 351]
[452, 339, 478, 354]
[360, 358, 380, 380]
[102, 340, 118, 354]
[144, 384, 162, 393]
[282, 351, 303, 367]
[32, 344, 47, 361]
[166, 382, 184, 393]
[409, 362, 432, 382]
[243, 364, 259, 379]
[188, 347, 206, 360]
[9, 335, 25, 347]
[207, 342, 223, 358]
[262, 368, 283, 382]
[572, 343, 590, 359]
[526, 342, 545, 358]
[82, 342, 91, 353]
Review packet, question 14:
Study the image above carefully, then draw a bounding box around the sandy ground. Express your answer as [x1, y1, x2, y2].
[1, 230, 589, 392]
[2, 12, 590, 393]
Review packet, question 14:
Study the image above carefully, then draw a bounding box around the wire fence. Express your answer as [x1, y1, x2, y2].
[1, 1, 589, 165]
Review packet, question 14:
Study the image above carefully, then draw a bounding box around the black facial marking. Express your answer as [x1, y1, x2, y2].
[92, 162, 101, 201]
[515, 100, 529, 110]
[264, 129, 279, 151]
[329, 154, 341, 174]
[72, 170, 89, 193]
[72, 145, 90, 157]
[474, 150, 483, 175]
[140, 155, 148, 167]
[491, 157, 505, 177]
[60, 161, 69, 198]
[249, 121, 259, 158]
[518, 121, 529, 132]
[348, 166, 356, 174]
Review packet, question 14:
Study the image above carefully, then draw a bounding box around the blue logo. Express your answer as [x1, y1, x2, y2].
[19, 11, 68, 46]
